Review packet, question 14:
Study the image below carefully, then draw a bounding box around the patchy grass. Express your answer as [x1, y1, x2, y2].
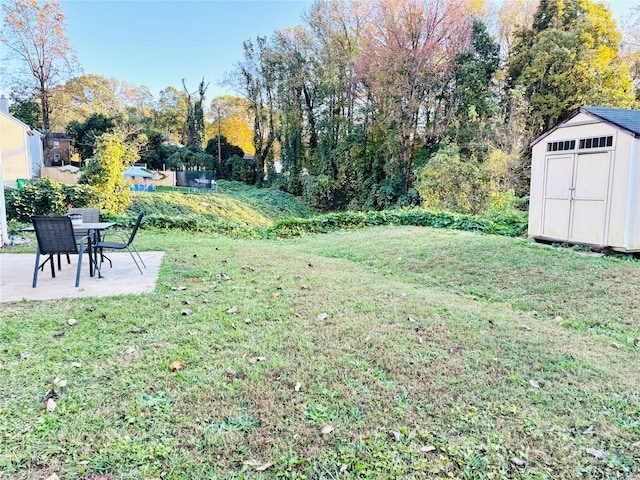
[1, 227, 639, 479]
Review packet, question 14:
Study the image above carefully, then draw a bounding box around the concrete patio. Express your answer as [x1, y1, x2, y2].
[0, 251, 164, 303]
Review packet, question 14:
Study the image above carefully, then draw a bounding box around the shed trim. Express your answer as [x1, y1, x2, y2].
[531, 107, 640, 147]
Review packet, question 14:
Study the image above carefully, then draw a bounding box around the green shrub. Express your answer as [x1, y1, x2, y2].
[5, 178, 104, 222]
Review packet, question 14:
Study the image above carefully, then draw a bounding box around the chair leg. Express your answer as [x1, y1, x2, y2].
[126, 246, 144, 275]
[76, 246, 84, 287]
[33, 251, 41, 288]
[130, 245, 146, 269]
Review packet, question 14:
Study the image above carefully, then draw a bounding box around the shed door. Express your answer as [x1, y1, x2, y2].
[568, 152, 611, 245]
[541, 152, 611, 245]
[541, 154, 573, 241]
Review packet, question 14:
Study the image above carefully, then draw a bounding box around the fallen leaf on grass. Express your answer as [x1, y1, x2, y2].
[53, 330, 65, 337]
[529, 379, 541, 389]
[189, 330, 199, 335]
[125, 346, 137, 355]
[170, 361, 185, 372]
[611, 342, 623, 349]
[420, 445, 436, 453]
[152, 343, 163, 348]
[226, 368, 236, 377]
[181, 309, 193, 316]
[131, 326, 147, 334]
[242, 460, 273, 471]
[248, 356, 267, 364]
[53, 378, 67, 388]
[388, 430, 401, 442]
[67, 318, 77, 326]
[511, 457, 526, 466]
[273, 292, 281, 298]
[65, 303, 72, 310]
[227, 306, 238, 314]
[586, 447, 605, 460]
[521, 325, 532, 331]
[583, 426, 595, 435]
[261, 438, 275, 445]
[321, 425, 334, 434]
[244, 318, 252, 324]
[317, 313, 328, 321]
[46, 398, 56, 412]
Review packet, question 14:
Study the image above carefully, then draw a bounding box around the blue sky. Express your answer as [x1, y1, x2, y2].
[2, 0, 638, 102]
[58, 0, 314, 99]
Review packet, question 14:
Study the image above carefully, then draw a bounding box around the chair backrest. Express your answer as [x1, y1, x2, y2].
[127, 212, 145, 246]
[31, 216, 80, 255]
[68, 207, 100, 223]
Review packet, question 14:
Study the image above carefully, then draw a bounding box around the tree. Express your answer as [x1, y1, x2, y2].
[154, 86, 187, 144]
[8, 85, 41, 127]
[507, 0, 635, 135]
[207, 96, 255, 154]
[66, 113, 117, 160]
[449, 19, 501, 158]
[78, 131, 143, 214]
[619, 5, 640, 99]
[355, 0, 474, 195]
[235, 36, 279, 186]
[205, 135, 244, 178]
[1, 0, 78, 131]
[183, 78, 208, 148]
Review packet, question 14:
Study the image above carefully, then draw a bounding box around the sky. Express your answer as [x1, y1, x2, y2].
[1, 0, 638, 102]
[58, 0, 314, 99]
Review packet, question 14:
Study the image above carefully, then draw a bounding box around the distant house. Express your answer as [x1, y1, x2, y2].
[43, 132, 73, 167]
[0, 96, 44, 187]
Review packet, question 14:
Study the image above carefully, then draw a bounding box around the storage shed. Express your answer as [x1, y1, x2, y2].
[528, 107, 640, 252]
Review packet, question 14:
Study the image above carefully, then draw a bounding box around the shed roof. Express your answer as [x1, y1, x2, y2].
[531, 106, 640, 146]
[581, 107, 640, 136]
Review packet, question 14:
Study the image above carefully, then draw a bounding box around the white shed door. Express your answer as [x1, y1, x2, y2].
[541, 152, 611, 245]
[542, 155, 573, 240]
[569, 152, 611, 245]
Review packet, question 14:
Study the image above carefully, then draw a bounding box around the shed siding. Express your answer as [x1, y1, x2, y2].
[530, 110, 640, 251]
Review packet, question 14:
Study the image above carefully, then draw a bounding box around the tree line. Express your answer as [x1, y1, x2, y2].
[2, 0, 639, 214]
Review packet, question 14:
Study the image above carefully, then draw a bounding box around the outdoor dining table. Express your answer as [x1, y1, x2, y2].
[24, 221, 115, 278]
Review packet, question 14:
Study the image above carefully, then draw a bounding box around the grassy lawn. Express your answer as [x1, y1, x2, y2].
[1, 226, 639, 479]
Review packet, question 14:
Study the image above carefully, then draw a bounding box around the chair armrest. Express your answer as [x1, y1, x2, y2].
[98, 231, 129, 243]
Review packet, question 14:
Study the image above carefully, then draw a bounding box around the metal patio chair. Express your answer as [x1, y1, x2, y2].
[96, 212, 146, 275]
[31, 215, 94, 288]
